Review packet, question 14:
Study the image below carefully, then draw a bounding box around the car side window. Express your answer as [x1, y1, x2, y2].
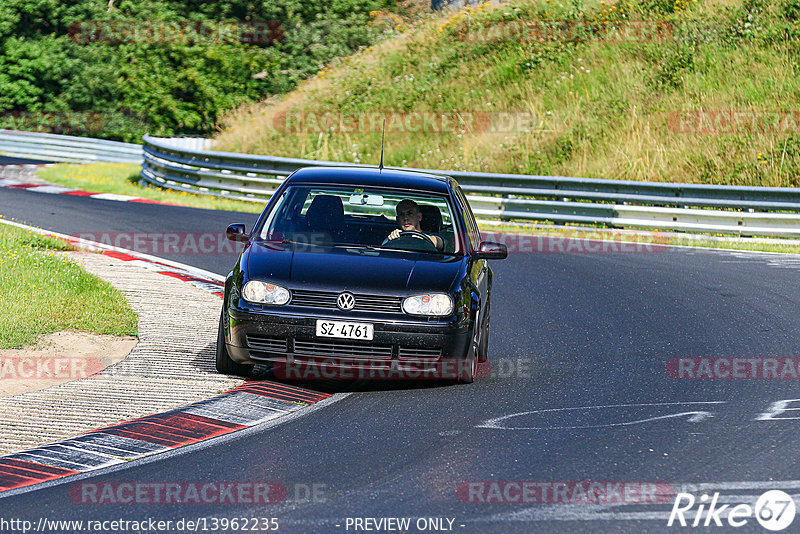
[454, 185, 480, 251]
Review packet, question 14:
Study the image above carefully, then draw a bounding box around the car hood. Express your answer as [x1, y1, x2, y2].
[245, 242, 465, 293]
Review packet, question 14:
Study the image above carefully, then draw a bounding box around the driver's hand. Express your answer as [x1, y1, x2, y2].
[387, 229, 401, 240]
[428, 234, 443, 250]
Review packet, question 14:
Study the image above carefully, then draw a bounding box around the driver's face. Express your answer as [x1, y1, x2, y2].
[396, 203, 422, 232]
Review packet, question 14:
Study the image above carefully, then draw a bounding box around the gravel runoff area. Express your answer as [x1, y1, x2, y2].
[0, 250, 243, 455]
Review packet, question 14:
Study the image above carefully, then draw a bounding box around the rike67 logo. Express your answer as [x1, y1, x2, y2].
[668, 490, 796, 531]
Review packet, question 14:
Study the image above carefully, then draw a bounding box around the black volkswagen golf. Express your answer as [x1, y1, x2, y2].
[217, 166, 507, 383]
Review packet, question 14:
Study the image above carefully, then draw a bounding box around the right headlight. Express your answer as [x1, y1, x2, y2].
[242, 280, 290, 305]
[402, 293, 454, 316]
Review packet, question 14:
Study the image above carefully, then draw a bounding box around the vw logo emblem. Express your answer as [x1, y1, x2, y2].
[337, 292, 356, 311]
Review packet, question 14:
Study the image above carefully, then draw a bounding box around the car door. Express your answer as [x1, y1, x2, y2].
[452, 183, 490, 333]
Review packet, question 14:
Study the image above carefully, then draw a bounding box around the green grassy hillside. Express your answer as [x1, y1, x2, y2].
[215, 0, 800, 186]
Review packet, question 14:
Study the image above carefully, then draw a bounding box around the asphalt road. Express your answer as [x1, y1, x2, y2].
[0, 186, 258, 275]
[0, 155, 53, 165]
[2, 186, 800, 533]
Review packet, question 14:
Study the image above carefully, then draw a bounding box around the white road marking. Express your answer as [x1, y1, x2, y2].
[88, 193, 139, 201]
[477, 402, 725, 430]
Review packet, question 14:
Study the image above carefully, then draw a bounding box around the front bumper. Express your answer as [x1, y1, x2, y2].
[226, 302, 472, 380]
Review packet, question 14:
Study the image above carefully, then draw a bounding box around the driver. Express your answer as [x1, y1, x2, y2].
[386, 199, 444, 250]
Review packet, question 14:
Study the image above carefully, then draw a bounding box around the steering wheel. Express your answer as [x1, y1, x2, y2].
[381, 230, 439, 252]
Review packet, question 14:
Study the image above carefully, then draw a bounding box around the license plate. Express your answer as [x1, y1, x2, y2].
[315, 320, 374, 340]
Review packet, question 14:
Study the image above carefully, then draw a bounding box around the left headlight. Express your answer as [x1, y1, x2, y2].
[242, 281, 290, 305]
[402, 293, 454, 316]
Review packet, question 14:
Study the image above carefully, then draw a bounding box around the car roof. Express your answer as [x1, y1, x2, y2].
[284, 166, 452, 194]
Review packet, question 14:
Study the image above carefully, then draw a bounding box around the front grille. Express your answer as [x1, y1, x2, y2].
[246, 335, 288, 354]
[293, 340, 393, 360]
[290, 289, 402, 313]
[351, 294, 403, 312]
[287, 290, 337, 308]
[246, 335, 441, 362]
[398, 347, 442, 359]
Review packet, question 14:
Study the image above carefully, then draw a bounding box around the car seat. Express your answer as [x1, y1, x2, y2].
[419, 204, 450, 252]
[419, 204, 442, 233]
[305, 194, 344, 244]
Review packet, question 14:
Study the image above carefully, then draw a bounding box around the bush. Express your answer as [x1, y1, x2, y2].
[0, 0, 409, 142]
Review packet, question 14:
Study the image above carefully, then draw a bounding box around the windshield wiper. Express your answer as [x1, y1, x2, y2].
[363, 245, 450, 255]
[256, 238, 308, 248]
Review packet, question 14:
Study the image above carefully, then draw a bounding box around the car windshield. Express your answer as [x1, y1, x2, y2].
[258, 185, 462, 254]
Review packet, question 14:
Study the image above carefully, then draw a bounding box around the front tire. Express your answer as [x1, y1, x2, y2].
[215, 309, 254, 377]
[458, 350, 477, 384]
[477, 300, 490, 363]
[458, 310, 480, 384]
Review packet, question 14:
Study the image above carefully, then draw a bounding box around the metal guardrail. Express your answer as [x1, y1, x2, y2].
[0, 130, 143, 164]
[1, 130, 798, 235]
[0, 131, 214, 165]
[141, 134, 800, 237]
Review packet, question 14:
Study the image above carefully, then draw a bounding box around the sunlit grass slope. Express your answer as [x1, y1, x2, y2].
[216, 0, 800, 186]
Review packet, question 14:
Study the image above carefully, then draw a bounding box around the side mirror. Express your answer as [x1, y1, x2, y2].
[475, 241, 507, 259]
[226, 223, 249, 242]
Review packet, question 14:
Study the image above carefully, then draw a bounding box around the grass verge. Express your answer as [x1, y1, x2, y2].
[37, 163, 264, 214]
[0, 223, 139, 349]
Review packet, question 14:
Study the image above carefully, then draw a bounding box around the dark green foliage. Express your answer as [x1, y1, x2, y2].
[783, 0, 800, 21]
[0, 0, 400, 141]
